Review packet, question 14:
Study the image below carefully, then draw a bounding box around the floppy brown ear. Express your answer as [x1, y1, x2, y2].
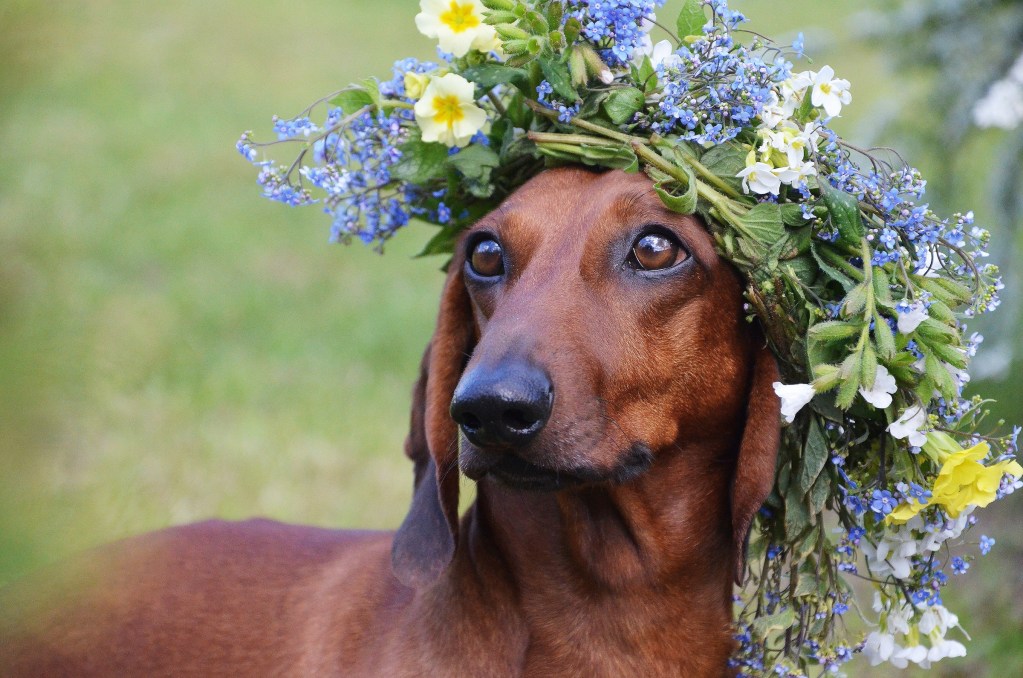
[731, 341, 782, 585]
[392, 254, 474, 588]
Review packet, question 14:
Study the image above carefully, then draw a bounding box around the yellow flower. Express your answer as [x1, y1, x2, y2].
[404, 72, 431, 100]
[887, 441, 1023, 524]
[413, 73, 487, 147]
[415, 0, 500, 58]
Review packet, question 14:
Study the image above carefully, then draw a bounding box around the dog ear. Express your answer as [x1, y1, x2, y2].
[392, 254, 474, 588]
[730, 341, 781, 585]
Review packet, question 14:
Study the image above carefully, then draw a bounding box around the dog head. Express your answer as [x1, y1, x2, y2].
[392, 168, 780, 587]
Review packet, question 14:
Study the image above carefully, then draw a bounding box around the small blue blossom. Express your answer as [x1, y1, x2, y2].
[951, 557, 970, 575]
[979, 535, 996, 555]
[870, 489, 896, 517]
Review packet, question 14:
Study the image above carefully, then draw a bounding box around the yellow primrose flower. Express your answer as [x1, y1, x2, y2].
[404, 72, 431, 100]
[415, 0, 500, 58]
[414, 73, 488, 147]
[887, 441, 1023, 524]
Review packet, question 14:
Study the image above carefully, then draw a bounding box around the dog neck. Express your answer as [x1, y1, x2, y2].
[452, 439, 737, 676]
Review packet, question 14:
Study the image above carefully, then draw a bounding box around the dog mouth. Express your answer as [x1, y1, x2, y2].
[462, 443, 655, 492]
[486, 454, 586, 491]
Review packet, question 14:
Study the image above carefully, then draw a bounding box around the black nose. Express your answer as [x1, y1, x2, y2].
[450, 360, 553, 447]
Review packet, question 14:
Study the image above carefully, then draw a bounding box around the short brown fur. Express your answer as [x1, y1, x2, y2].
[0, 168, 780, 677]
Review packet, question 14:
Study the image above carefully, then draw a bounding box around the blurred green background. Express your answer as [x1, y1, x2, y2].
[0, 0, 1019, 675]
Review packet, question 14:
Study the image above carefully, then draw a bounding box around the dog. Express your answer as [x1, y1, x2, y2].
[0, 167, 781, 677]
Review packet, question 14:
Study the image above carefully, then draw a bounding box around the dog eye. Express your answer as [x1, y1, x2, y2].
[469, 238, 505, 278]
[629, 232, 687, 271]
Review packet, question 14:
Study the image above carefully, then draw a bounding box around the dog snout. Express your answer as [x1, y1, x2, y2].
[450, 360, 553, 447]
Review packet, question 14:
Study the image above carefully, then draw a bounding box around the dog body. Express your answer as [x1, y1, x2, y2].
[1, 168, 780, 677]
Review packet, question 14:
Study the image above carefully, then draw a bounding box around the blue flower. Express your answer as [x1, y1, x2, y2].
[869, 489, 896, 517]
[951, 557, 970, 575]
[979, 535, 996, 555]
[791, 32, 805, 58]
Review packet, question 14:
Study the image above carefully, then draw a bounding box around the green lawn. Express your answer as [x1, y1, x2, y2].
[0, 1, 1019, 675]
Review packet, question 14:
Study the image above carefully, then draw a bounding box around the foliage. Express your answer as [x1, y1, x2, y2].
[239, 1, 1021, 674]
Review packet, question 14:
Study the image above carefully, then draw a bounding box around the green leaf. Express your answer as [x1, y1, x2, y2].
[835, 352, 862, 409]
[860, 343, 878, 389]
[821, 183, 864, 246]
[635, 56, 656, 93]
[842, 283, 868, 317]
[874, 312, 897, 361]
[798, 418, 829, 495]
[916, 276, 973, 307]
[811, 243, 856, 292]
[330, 87, 374, 113]
[653, 164, 697, 215]
[916, 318, 957, 342]
[871, 267, 894, 306]
[416, 226, 461, 258]
[785, 487, 812, 541]
[390, 139, 451, 183]
[809, 469, 830, 515]
[781, 203, 809, 227]
[928, 341, 969, 370]
[740, 203, 786, 245]
[808, 321, 861, 344]
[795, 88, 815, 124]
[447, 144, 501, 180]
[926, 352, 958, 401]
[539, 56, 577, 101]
[460, 64, 527, 89]
[699, 142, 747, 194]
[603, 87, 646, 125]
[676, 0, 707, 38]
[927, 299, 956, 324]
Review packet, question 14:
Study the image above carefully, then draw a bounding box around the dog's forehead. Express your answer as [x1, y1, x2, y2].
[489, 168, 716, 257]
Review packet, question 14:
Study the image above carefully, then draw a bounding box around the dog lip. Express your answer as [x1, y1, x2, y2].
[484, 443, 654, 492]
[487, 455, 585, 492]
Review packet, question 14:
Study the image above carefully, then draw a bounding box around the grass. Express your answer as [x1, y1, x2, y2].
[0, 1, 1019, 674]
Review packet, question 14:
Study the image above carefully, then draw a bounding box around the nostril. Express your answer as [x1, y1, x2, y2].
[459, 412, 482, 431]
[502, 408, 538, 432]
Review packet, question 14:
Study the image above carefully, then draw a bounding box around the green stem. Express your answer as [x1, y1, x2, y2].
[527, 131, 620, 147]
[685, 155, 744, 200]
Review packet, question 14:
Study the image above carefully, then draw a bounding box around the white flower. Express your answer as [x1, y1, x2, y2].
[861, 529, 917, 578]
[888, 405, 928, 447]
[413, 73, 488, 147]
[864, 631, 896, 666]
[927, 638, 967, 663]
[415, 0, 499, 58]
[760, 123, 818, 167]
[859, 364, 898, 409]
[772, 382, 815, 423]
[810, 65, 852, 118]
[738, 161, 783, 195]
[974, 52, 1023, 130]
[897, 299, 929, 334]
[890, 643, 928, 669]
[919, 605, 959, 636]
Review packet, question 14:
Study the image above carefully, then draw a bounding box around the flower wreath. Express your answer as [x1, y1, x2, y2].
[238, 0, 1022, 674]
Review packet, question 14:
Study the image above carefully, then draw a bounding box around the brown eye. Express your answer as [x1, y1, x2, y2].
[630, 232, 686, 271]
[469, 238, 504, 277]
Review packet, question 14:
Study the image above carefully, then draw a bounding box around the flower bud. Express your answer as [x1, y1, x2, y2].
[563, 17, 581, 43]
[502, 39, 529, 55]
[484, 11, 519, 25]
[495, 24, 530, 41]
[525, 11, 548, 35]
[549, 30, 565, 50]
[403, 72, 431, 100]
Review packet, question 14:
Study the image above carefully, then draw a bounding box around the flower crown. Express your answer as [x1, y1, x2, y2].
[238, 1, 1021, 674]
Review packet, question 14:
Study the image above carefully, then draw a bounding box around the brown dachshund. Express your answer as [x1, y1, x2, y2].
[0, 167, 780, 677]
